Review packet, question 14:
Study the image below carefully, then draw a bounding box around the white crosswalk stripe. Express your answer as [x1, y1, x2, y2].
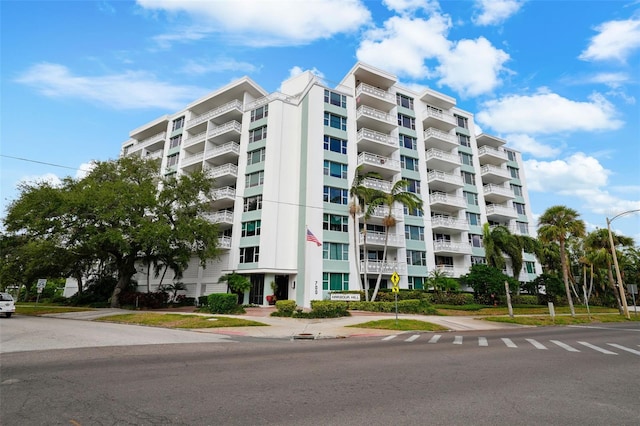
[428, 334, 441, 343]
[405, 335, 420, 342]
[607, 343, 640, 356]
[525, 339, 547, 350]
[550, 340, 580, 352]
[453, 336, 463, 345]
[382, 335, 396, 341]
[577, 341, 617, 355]
[501, 338, 517, 348]
[478, 337, 488, 347]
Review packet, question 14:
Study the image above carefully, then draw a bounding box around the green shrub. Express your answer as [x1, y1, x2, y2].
[309, 301, 350, 318]
[430, 292, 474, 305]
[349, 299, 435, 315]
[372, 289, 430, 302]
[272, 300, 296, 317]
[206, 293, 244, 314]
[510, 295, 540, 305]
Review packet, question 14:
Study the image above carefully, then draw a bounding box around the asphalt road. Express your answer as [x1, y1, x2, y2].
[1, 320, 639, 426]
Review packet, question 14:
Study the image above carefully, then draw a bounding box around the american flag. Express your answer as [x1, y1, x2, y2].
[306, 228, 322, 247]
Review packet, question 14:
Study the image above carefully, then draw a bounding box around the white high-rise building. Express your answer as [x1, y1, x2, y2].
[121, 62, 541, 307]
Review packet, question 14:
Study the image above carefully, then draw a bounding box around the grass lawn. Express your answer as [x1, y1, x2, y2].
[348, 319, 449, 331]
[95, 313, 268, 329]
[434, 305, 619, 316]
[16, 304, 94, 316]
[484, 313, 640, 326]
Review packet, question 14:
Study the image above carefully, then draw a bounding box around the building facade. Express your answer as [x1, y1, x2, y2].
[119, 62, 541, 307]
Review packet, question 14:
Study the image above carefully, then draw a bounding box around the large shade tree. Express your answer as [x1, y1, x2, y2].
[4, 156, 220, 307]
[537, 205, 586, 317]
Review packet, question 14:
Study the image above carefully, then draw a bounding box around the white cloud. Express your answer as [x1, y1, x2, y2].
[76, 162, 96, 180]
[436, 37, 510, 97]
[20, 173, 63, 188]
[16, 63, 204, 110]
[579, 18, 640, 62]
[476, 90, 624, 134]
[472, 0, 525, 26]
[587, 72, 630, 88]
[180, 58, 259, 75]
[383, 0, 440, 14]
[504, 134, 561, 158]
[287, 66, 325, 80]
[137, 0, 371, 47]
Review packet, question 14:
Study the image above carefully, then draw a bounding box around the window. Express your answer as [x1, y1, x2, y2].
[399, 134, 417, 150]
[323, 186, 348, 204]
[462, 171, 476, 185]
[514, 202, 526, 215]
[245, 171, 264, 188]
[247, 148, 266, 165]
[408, 276, 424, 290]
[396, 93, 414, 109]
[405, 225, 425, 241]
[516, 221, 529, 235]
[322, 272, 349, 291]
[505, 149, 517, 162]
[471, 256, 486, 265]
[249, 126, 267, 143]
[469, 234, 483, 248]
[436, 256, 454, 266]
[323, 214, 348, 232]
[397, 114, 415, 130]
[324, 112, 347, 130]
[464, 191, 478, 205]
[525, 261, 535, 274]
[323, 160, 348, 179]
[457, 133, 470, 147]
[404, 178, 420, 194]
[508, 166, 520, 179]
[406, 250, 427, 266]
[466, 212, 481, 226]
[169, 135, 182, 149]
[172, 116, 185, 131]
[167, 153, 179, 167]
[239, 246, 259, 263]
[241, 220, 261, 237]
[251, 105, 268, 122]
[510, 184, 523, 196]
[401, 155, 419, 171]
[323, 243, 349, 261]
[459, 152, 473, 166]
[244, 195, 263, 212]
[324, 90, 346, 108]
[404, 206, 424, 217]
[323, 135, 347, 154]
[455, 114, 468, 128]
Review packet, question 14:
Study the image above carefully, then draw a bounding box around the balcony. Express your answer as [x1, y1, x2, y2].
[483, 184, 515, 203]
[217, 236, 232, 250]
[431, 216, 469, 232]
[357, 152, 400, 179]
[208, 163, 238, 186]
[207, 120, 242, 145]
[145, 150, 163, 160]
[425, 148, 460, 172]
[357, 128, 397, 156]
[203, 209, 234, 226]
[476, 133, 506, 149]
[422, 106, 457, 132]
[423, 127, 457, 151]
[183, 131, 207, 152]
[360, 260, 406, 274]
[186, 99, 243, 129]
[420, 88, 456, 110]
[480, 164, 511, 184]
[429, 192, 467, 212]
[211, 186, 236, 209]
[181, 151, 204, 168]
[363, 205, 403, 226]
[362, 177, 392, 193]
[427, 170, 464, 192]
[433, 240, 472, 255]
[359, 231, 404, 247]
[355, 83, 396, 111]
[485, 203, 518, 220]
[205, 141, 240, 165]
[356, 105, 397, 133]
[478, 146, 508, 166]
[435, 264, 469, 277]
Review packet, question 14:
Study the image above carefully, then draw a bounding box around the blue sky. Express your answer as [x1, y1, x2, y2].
[1, 0, 639, 240]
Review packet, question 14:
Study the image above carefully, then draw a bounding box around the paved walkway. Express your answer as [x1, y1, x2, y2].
[42, 306, 526, 339]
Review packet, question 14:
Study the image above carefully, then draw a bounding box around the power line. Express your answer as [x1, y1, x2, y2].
[0, 154, 90, 172]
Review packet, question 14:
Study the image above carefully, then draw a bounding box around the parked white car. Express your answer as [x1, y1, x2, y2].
[0, 292, 16, 318]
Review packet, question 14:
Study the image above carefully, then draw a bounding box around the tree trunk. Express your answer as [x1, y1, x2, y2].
[370, 223, 390, 302]
[351, 209, 364, 297]
[110, 256, 137, 308]
[73, 271, 83, 295]
[505, 281, 514, 318]
[560, 240, 575, 317]
[607, 260, 623, 314]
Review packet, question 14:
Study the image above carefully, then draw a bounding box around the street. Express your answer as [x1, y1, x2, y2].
[1, 319, 639, 425]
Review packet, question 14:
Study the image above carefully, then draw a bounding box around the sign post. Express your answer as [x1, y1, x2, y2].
[391, 271, 400, 325]
[629, 284, 638, 317]
[36, 279, 47, 305]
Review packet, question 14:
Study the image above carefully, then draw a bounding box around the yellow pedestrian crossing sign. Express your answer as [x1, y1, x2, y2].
[391, 271, 400, 293]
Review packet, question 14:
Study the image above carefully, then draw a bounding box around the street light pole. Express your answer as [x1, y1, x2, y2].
[606, 209, 640, 320]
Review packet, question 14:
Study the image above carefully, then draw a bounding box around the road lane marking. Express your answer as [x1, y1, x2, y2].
[577, 341, 617, 355]
[607, 344, 640, 356]
[428, 335, 441, 343]
[405, 335, 420, 342]
[526, 339, 547, 350]
[478, 337, 488, 346]
[550, 340, 580, 352]
[382, 335, 397, 341]
[453, 336, 463, 345]
[501, 338, 517, 348]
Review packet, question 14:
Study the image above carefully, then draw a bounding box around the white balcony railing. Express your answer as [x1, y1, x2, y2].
[183, 131, 207, 148]
[431, 216, 469, 230]
[181, 151, 204, 166]
[359, 231, 404, 246]
[209, 141, 240, 157]
[356, 105, 396, 125]
[362, 178, 392, 192]
[486, 204, 517, 217]
[425, 148, 461, 164]
[478, 146, 508, 161]
[427, 170, 464, 186]
[429, 192, 467, 208]
[213, 186, 236, 200]
[357, 128, 396, 147]
[357, 152, 400, 170]
[423, 106, 456, 126]
[217, 236, 232, 249]
[481, 164, 511, 178]
[186, 100, 243, 128]
[208, 121, 242, 139]
[424, 127, 456, 143]
[433, 241, 472, 254]
[210, 163, 238, 178]
[360, 260, 406, 274]
[356, 83, 395, 103]
[483, 184, 514, 198]
[203, 210, 234, 224]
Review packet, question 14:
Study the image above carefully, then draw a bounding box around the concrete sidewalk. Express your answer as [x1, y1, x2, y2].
[43, 307, 526, 340]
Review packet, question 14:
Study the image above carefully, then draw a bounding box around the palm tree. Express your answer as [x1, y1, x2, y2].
[537, 205, 586, 317]
[349, 166, 384, 301]
[370, 180, 422, 302]
[583, 228, 634, 314]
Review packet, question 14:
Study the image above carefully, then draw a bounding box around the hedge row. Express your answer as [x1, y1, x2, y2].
[205, 293, 245, 314]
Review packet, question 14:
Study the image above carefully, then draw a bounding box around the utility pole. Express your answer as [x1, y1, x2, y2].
[606, 209, 640, 320]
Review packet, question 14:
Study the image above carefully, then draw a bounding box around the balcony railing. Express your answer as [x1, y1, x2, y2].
[186, 100, 243, 128]
[357, 152, 400, 170]
[362, 178, 392, 192]
[424, 127, 456, 143]
[209, 141, 240, 157]
[360, 260, 406, 274]
[203, 210, 234, 224]
[356, 105, 396, 125]
[182, 151, 204, 166]
[423, 106, 456, 126]
[359, 231, 404, 246]
[356, 83, 395, 103]
[429, 192, 467, 208]
[486, 203, 517, 217]
[427, 170, 464, 186]
[435, 264, 469, 277]
[433, 241, 472, 254]
[431, 216, 469, 230]
[210, 163, 238, 178]
[183, 131, 207, 148]
[478, 146, 508, 161]
[425, 148, 461, 164]
[483, 184, 514, 198]
[208, 121, 242, 139]
[357, 128, 396, 147]
[217, 236, 232, 249]
[481, 164, 511, 178]
[213, 186, 236, 200]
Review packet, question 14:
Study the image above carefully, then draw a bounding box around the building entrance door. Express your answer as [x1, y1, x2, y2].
[275, 275, 288, 300]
